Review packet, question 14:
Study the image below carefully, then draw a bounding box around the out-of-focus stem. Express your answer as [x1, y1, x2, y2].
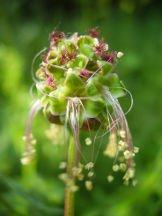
[64, 134, 76, 216]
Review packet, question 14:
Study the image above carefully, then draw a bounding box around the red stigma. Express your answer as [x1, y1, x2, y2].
[87, 27, 100, 38]
[47, 76, 53, 86]
[46, 74, 56, 88]
[42, 52, 48, 63]
[95, 38, 107, 57]
[59, 48, 76, 64]
[79, 70, 91, 78]
[67, 52, 76, 61]
[49, 31, 65, 46]
[59, 49, 68, 64]
[102, 51, 117, 63]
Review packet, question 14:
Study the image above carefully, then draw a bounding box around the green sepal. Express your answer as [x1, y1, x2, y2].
[50, 97, 67, 114]
[85, 97, 105, 117]
[66, 43, 77, 54]
[49, 57, 61, 66]
[36, 68, 46, 80]
[86, 82, 99, 96]
[77, 36, 94, 48]
[69, 33, 78, 44]
[86, 60, 99, 72]
[68, 55, 88, 69]
[43, 105, 63, 124]
[47, 64, 66, 80]
[43, 85, 54, 94]
[80, 44, 92, 58]
[36, 83, 53, 98]
[100, 73, 126, 98]
[65, 72, 84, 90]
[97, 60, 112, 76]
[47, 51, 57, 60]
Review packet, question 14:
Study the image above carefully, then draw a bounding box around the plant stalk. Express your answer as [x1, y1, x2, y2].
[64, 134, 76, 216]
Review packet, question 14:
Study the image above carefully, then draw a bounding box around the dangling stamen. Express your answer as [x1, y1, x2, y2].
[103, 88, 137, 185]
[66, 98, 88, 164]
[21, 100, 42, 165]
[104, 128, 117, 158]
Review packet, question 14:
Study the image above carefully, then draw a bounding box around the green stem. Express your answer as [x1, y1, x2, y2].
[64, 134, 76, 216]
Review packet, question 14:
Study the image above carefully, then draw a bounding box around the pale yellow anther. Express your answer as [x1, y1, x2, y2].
[124, 150, 134, 160]
[134, 146, 139, 154]
[45, 124, 63, 146]
[127, 168, 135, 178]
[29, 134, 33, 140]
[117, 51, 124, 58]
[85, 181, 93, 191]
[104, 133, 117, 158]
[119, 156, 125, 162]
[118, 145, 124, 151]
[123, 168, 135, 181]
[119, 163, 127, 171]
[85, 137, 92, 146]
[22, 136, 27, 141]
[119, 130, 126, 138]
[104, 44, 108, 51]
[78, 174, 84, 181]
[28, 148, 36, 155]
[67, 178, 75, 187]
[85, 162, 94, 170]
[123, 180, 129, 186]
[107, 175, 114, 183]
[78, 162, 84, 169]
[67, 68, 73, 74]
[118, 140, 127, 151]
[72, 167, 82, 176]
[112, 164, 119, 172]
[119, 140, 126, 146]
[70, 185, 79, 192]
[132, 179, 138, 187]
[88, 171, 94, 178]
[21, 157, 32, 165]
[58, 173, 68, 182]
[93, 38, 99, 46]
[31, 139, 37, 145]
[59, 161, 67, 169]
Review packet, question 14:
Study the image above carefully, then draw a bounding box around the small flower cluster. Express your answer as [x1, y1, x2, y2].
[21, 134, 36, 165]
[59, 161, 94, 192]
[106, 129, 139, 186]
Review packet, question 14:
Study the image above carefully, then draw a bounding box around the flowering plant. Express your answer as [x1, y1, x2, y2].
[22, 28, 138, 216]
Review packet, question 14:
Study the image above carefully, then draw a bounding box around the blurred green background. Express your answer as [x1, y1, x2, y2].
[0, 0, 162, 215]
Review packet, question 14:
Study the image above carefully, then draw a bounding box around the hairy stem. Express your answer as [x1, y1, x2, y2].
[64, 134, 76, 216]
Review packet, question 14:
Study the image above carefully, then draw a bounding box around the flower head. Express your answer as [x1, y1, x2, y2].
[21, 28, 138, 189]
